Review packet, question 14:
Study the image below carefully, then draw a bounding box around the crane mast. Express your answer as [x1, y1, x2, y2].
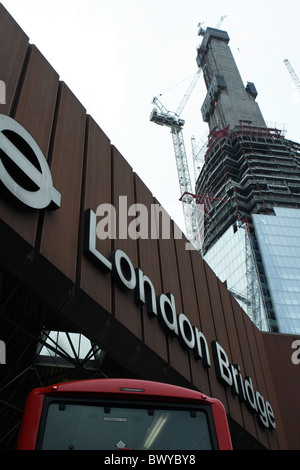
[150, 68, 203, 250]
[150, 18, 226, 251]
[284, 58, 300, 94]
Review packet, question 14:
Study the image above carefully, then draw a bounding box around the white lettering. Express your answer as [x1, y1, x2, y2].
[104, 455, 138, 467]
[111, 249, 136, 290]
[212, 341, 232, 386]
[266, 401, 276, 429]
[83, 209, 112, 272]
[148, 455, 195, 465]
[244, 377, 257, 412]
[193, 327, 211, 367]
[178, 313, 195, 350]
[84, 210, 276, 430]
[157, 293, 178, 336]
[134, 268, 157, 317]
[212, 341, 275, 429]
[0, 114, 61, 209]
[230, 364, 246, 400]
[230, 364, 240, 395]
[256, 391, 268, 427]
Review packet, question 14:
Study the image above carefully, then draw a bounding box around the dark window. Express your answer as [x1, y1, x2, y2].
[37, 398, 217, 450]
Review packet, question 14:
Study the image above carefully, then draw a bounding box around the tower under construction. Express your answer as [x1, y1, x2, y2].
[195, 26, 300, 334]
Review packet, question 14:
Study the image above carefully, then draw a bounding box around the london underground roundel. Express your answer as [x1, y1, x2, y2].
[0, 114, 61, 210]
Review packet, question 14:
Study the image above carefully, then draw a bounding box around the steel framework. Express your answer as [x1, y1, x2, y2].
[284, 58, 300, 95]
[150, 69, 203, 250]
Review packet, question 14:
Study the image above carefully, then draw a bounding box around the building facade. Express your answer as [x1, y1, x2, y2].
[0, 4, 299, 450]
[196, 26, 300, 334]
[253, 207, 300, 334]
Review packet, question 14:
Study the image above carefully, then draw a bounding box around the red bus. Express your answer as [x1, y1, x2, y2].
[17, 379, 232, 450]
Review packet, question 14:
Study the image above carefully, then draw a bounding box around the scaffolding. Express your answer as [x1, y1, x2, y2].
[196, 124, 300, 330]
[196, 124, 300, 252]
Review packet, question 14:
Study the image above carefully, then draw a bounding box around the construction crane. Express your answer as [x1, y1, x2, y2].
[150, 17, 227, 251]
[191, 133, 208, 182]
[150, 68, 203, 250]
[198, 14, 227, 36]
[284, 58, 300, 95]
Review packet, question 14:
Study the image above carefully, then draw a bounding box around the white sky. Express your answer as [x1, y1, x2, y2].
[2, 0, 300, 233]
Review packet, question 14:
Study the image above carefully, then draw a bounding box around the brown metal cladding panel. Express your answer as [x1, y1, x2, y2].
[174, 236, 210, 392]
[262, 333, 299, 450]
[14, 45, 59, 156]
[222, 282, 276, 447]
[0, 4, 28, 116]
[157, 217, 191, 383]
[189, 250, 228, 409]
[0, 6, 32, 248]
[111, 146, 141, 339]
[40, 82, 86, 281]
[243, 320, 273, 448]
[0, 40, 59, 280]
[241, 313, 271, 443]
[204, 264, 232, 354]
[217, 280, 245, 425]
[2, 45, 59, 246]
[252, 328, 283, 450]
[134, 174, 168, 361]
[79, 116, 112, 313]
[229, 297, 260, 438]
[174, 236, 200, 326]
[218, 285, 243, 368]
[204, 263, 245, 427]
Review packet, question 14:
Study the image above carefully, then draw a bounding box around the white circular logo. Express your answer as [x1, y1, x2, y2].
[0, 114, 61, 209]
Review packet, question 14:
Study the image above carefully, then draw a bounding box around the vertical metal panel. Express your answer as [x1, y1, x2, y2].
[8, 45, 59, 246]
[204, 264, 232, 354]
[205, 266, 247, 430]
[78, 116, 112, 313]
[157, 215, 191, 382]
[242, 317, 270, 447]
[229, 297, 259, 437]
[0, 4, 28, 115]
[134, 173, 168, 362]
[189, 250, 228, 408]
[111, 146, 142, 339]
[0, 5, 31, 250]
[0, 14, 59, 274]
[40, 83, 86, 281]
[61, 116, 114, 344]
[216, 279, 244, 425]
[262, 333, 297, 450]
[251, 326, 282, 449]
[14, 45, 59, 156]
[174, 235, 210, 391]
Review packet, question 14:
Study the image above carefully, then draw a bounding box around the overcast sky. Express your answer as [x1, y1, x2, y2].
[2, 0, 300, 233]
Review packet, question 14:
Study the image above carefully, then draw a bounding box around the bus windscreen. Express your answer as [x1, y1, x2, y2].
[37, 399, 217, 450]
